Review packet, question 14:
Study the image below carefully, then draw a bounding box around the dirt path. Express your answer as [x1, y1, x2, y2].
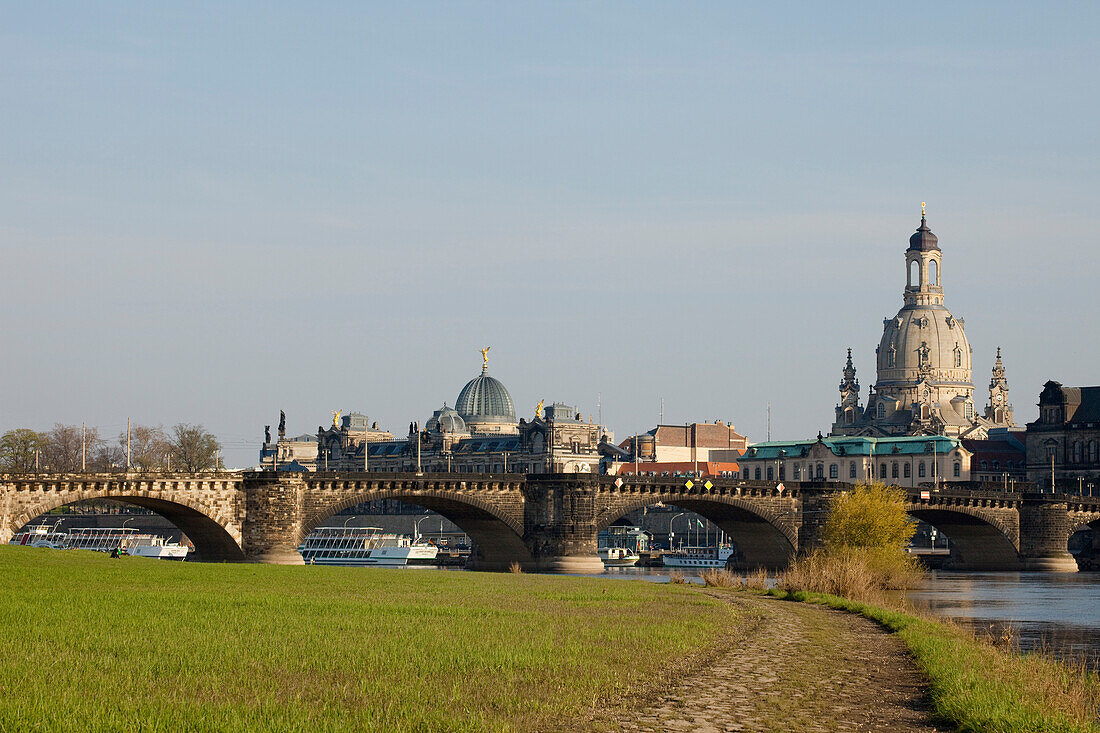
[617, 593, 947, 733]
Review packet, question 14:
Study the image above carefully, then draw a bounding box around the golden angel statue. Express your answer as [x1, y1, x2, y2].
[480, 346, 491, 367]
[535, 399, 544, 418]
[332, 410, 342, 428]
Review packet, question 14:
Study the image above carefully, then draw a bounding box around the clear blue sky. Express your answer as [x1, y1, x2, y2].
[2, 3, 1097, 467]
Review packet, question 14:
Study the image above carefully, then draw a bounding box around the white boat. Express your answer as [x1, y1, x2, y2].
[63, 527, 140, 553]
[298, 526, 439, 567]
[123, 535, 190, 560]
[599, 546, 640, 567]
[8, 524, 67, 549]
[661, 546, 736, 569]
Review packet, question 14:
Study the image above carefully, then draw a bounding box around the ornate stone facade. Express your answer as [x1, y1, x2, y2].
[830, 211, 1015, 439]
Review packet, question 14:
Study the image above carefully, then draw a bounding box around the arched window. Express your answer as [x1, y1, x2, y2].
[887, 348, 896, 369]
[877, 403, 886, 419]
[980, 460, 988, 470]
[992, 460, 1000, 470]
[829, 464, 838, 479]
[767, 466, 774, 480]
[953, 462, 961, 478]
[904, 463, 911, 478]
[1090, 440, 1098, 463]
[909, 259, 919, 287]
[954, 347, 962, 368]
[891, 463, 899, 479]
[918, 462, 926, 478]
[754, 467, 761, 480]
[929, 259, 939, 285]
[849, 462, 857, 478]
[1073, 441, 1082, 463]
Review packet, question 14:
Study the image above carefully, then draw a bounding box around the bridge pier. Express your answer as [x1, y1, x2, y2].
[523, 476, 604, 574]
[242, 474, 306, 565]
[1019, 495, 1078, 572]
[796, 488, 835, 556]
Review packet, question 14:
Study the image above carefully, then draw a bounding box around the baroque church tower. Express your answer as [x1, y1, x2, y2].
[984, 347, 1014, 426]
[829, 206, 1014, 439]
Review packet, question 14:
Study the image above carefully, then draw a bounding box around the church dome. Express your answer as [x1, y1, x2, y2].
[456, 368, 516, 425]
[908, 215, 940, 252]
[426, 404, 467, 434]
[876, 304, 972, 388]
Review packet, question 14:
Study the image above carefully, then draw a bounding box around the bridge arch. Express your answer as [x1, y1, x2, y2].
[11, 493, 245, 562]
[299, 487, 532, 571]
[597, 495, 797, 570]
[907, 505, 1020, 570]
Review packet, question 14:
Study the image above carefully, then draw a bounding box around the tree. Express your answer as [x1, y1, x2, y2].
[41, 424, 104, 473]
[169, 424, 221, 472]
[119, 425, 172, 472]
[822, 482, 917, 550]
[0, 429, 46, 472]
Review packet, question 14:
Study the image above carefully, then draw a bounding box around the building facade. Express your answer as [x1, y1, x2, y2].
[829, 211, 1015, 439]
[610, 421, 747, 477]
[1026, 381, 1100, 492]
[737, 434, 972, 487]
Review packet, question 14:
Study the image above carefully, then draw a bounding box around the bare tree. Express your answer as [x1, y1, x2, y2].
[42, 424, 103, 472]
[0, 429, 46, 472]
[169, 424, 220, 472]
[119, 425, 172, 472]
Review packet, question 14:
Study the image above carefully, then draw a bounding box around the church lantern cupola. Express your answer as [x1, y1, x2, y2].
[904, 203, 944, 307]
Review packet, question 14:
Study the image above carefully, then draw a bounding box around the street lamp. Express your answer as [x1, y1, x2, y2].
[669, 512, 686, 550]
[413, 513, 432, 542]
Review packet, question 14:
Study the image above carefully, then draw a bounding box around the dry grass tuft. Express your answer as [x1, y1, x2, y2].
[744, 568, 770, 591]
[507, 560, 524, 574]
[699, 568, 739, 588]
[778, 548, 922, 603]
[667, 570, 688, 584]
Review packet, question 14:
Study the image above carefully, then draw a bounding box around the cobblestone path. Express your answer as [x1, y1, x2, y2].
[618, 593, 947, 733]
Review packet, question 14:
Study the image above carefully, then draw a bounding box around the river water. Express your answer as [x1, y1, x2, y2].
[587, 566, 1100, 667]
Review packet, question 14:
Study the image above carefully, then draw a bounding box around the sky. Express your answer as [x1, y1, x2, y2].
[1, 3, 1097, 468]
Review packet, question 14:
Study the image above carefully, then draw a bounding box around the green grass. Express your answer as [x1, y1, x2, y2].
[0, 547, 737, 732]
[767, 589, 1100, 733]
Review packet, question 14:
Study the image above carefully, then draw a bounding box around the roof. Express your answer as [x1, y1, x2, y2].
[741, 435, 963, 461]
[908, 215, 940, 252]
[456, 369, 516, 423]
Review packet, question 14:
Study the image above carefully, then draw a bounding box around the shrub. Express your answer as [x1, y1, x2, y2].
[700, 568, 739, 588]
[822, 482, 916, 551]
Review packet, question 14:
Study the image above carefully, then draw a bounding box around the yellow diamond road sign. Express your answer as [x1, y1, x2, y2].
[684, 479, 694, 489]
[704, 480, 713, 490]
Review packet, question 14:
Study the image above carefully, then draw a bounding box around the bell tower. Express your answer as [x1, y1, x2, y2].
[985, 347, 1014, 426]
[904, 203, 944, 307]
[832, 348, 863, 432]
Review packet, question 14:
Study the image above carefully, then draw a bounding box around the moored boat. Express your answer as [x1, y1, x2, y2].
[661, 546, 736, 568]
[598, 546, 641, 567]
[298, 526, 440, 566]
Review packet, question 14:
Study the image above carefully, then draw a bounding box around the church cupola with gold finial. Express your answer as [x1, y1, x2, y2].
[905, 202, 944, 307]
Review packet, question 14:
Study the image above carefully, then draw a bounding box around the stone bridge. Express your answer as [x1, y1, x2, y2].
[2, 471, 1098, 572]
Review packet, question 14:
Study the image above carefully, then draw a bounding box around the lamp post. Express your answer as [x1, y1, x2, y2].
[413, 514, 432, 542]
[669, 512, 686, 551]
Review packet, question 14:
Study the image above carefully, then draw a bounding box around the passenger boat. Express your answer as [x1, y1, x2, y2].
[598, 546, 640, 567]
[298, 526, 439, 567]
[8, 524, 67, 549]
[123, 535, 190, 560]
[661, 546, 736, 569]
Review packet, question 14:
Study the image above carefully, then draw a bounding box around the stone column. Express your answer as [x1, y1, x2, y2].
[1018, 494, 1078, 572]
[523, 475, 604, 574]
[241, 473, 307, 564]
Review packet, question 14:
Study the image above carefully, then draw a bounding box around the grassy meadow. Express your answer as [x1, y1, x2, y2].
[0, 546, 737, 732]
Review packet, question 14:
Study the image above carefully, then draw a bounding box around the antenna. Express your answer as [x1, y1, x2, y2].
[597, 392, 602, 426]
[660, 397, 664, 425]
[767, 402, 771, 442]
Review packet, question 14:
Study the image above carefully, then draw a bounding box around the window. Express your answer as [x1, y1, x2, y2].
[778, 465, 785, 480]
[754, 468, 761, 480]
[877, 403, 886, 419]
[767, 466, 774, 480]
[793, 465, 801, 479]
[953, 462, 961, 478]
[954, 347, 962, 368]
[849, 462, 857, 478]
[829, 464, 838, 479]
[1073, 441, 1082, 463]
[892, 463, 899, 479]
[887, 348, 896, 368]
[992, 460, 1000, 470]
[743, 468, 749, 479]
[929, 258, 939, 285]
[918, 462, 926, 478]
[1090, 441, 1098, 463]
[904, 463, 911, 478]
[965, 402, 974, 420]
[880, 463, 887, 478]
[816, 464, 824, 479]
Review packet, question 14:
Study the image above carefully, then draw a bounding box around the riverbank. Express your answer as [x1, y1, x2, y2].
[767, 589, 1100, 733]
[0, 546, 740, 731]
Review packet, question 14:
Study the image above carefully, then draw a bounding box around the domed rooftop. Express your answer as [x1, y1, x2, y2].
[426, 404, 467, 434]
[456, 361, 516, 425]
[908, 213, 940, 252]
